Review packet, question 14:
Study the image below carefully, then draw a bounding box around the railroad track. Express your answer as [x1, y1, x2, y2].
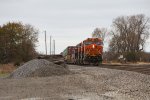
[38, 54, 150, 75]
[100, 64, 150, 75]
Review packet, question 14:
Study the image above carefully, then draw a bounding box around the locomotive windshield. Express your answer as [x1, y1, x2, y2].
[84, 41, 103, 45]
[84, 41, 93, 45]
[96, 41, 103, 45]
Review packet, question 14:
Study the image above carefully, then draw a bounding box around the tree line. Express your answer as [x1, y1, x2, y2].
[92, 14, 150, 62]
[0, 14, 149, 64]
[0, 22, 38, 64]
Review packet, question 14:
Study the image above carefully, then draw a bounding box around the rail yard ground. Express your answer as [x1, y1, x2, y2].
[0, 61, 150, 100]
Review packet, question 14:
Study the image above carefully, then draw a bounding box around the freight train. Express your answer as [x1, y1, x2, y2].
[62, 38, 103, 65]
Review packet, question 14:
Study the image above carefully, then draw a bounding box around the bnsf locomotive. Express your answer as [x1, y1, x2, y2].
[62, 38, 103, 65]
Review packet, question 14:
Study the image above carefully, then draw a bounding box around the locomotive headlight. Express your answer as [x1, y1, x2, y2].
[92, 45, 95, 48]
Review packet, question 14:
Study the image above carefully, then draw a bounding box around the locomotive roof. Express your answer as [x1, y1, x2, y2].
[63, 38, 103, 52]
[75, 38, 102, 46]
[84, 38, 102, 41]
[67, 46, 76, 48]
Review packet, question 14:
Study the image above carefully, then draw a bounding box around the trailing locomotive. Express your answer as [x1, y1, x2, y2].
[62, 38, 103, 65]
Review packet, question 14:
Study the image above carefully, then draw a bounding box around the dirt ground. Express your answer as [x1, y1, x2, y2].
[0, 64, 150, 100]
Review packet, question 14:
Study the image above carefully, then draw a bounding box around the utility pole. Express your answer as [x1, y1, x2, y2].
[45, 31, 47, 55]
[53, 40, 55, 55]
[50, 36, 52, 55]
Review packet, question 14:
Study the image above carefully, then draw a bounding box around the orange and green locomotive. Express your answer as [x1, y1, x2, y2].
[62, 38, 103, 65]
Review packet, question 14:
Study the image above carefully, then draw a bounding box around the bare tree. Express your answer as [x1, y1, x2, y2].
[110, 14, 150, 53]
[109, 14, 150, 61]
[92, 27, 107, 42]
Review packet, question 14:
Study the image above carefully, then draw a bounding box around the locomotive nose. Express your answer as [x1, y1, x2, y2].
[86, 44, 100, 56]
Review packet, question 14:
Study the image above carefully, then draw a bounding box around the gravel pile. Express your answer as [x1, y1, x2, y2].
[8, 59, 70, 78]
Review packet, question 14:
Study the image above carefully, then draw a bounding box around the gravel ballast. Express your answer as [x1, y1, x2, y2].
[0, 64, 150, 100]
[8, 59, 70, 78]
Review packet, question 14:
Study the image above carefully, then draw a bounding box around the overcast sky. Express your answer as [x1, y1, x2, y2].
[0, 0, 150, 54]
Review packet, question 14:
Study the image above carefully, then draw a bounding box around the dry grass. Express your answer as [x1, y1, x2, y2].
[0, 63, 16, 74]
